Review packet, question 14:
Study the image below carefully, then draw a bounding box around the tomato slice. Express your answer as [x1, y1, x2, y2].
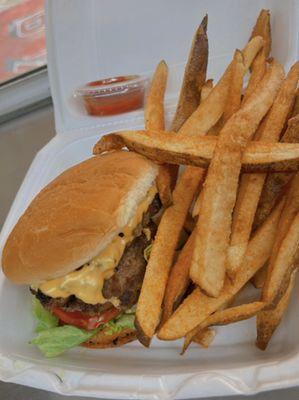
[52, 307, 120, 330]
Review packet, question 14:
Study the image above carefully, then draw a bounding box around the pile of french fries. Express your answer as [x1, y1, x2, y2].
[94, 10, 299, 352]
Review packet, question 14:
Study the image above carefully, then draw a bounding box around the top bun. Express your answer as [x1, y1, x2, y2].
[2, 151, 158, 284]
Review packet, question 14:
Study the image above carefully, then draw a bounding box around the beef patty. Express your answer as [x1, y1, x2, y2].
[32, 194, 161, 314]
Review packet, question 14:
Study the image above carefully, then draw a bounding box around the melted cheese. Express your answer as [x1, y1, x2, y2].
[36, 186, 157, 305]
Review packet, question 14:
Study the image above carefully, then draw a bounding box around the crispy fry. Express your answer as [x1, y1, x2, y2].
[144, 60, 172, 207]
[222, 50, 245, 122]
[200, 79, 213, 102]
[93, 130, 299, 173]
[228, 63, 299, 277]
[256, 269, 297, 350]
[253, 113, 299, 231]
[178, 36, 263, 136]
[158, 201, 284, 340]
[182, 301, 265, 354]
[145, 60, 168, 130]
[134, 27, 263, 346]
[192, 328, 215, 349]
[262, 173, 299, 307]
[243, 51, 266, 104]
[252, 265, 268, 289]
[194, 51, 246, 217]
[291, 88, 299, 117]
[250, 9, 271, 59]
[162, 230, 195, 324]
[135, 167, 203, 346]
[171, 15, 208, 132]
[243, 10, 271, 103]
[190, 61, 284, 297]
[167, 16, 209, 195]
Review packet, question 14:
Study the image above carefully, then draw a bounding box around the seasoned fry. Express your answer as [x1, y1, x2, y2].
[171, 15, 208, 132]
[243, 10, 271, 103]
[194, 51, 247, 217]
[162, 230, 195, 324]
[182, 301, 265, 354]
[253, 113, 299, 231]
[262, 173, 299, 307]
[135, 167, 203, 346]
[144, 60, 172, 207]
[243, 51, 266, 104]
[168, 16, 209, 194]
[190, 61, 284, 297]
[192, 328, 215, 349]
[228, 63, 299, 277]
[178, 36, 263, 136]
[134, 23, 263, 346]
[200, 79, 213, 102]
[145, 60, 168, 131]
[158, 201, 284, 340]
[250, 9, 271, 58]
[291, 88, 299, 117]
[263, 210, 299, 307]
[93, 130, 299, 173]
[252, 264, 268, 289]
[256, 269, 297, 350]
[222, 50, 245, 122]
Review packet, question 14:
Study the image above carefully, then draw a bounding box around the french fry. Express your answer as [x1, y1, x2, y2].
[93, 130, 299, 173]
[145, 60, 168, 131]
[144, 60, 172, 207]
[227, 62, 299, 277]
[263, 211, 299, 307]
[161, 78, 214, 325]
[134, 24, 262, 346]
[192, 328, 215, 349]
[134, 16, 211, 347]
[256, 269, 297, 350]
[190, 61, 284, 297]
[243, 10, 271, 103]
[243, 51, 266, 104]
[178, 36, 263, 137]
[250, 9, 271, 58]
[162, 230, 195, 324]
[193, 51, 245, 216]
[262, 173, 299, 307]
[200, 79, 213, 102]
[253, 113, 299, 231]
[291, 88, 299, 117]
[135, 167, 203, 346]
[252, 264, 268, 289]
[167, 16, 210, 197]
[182, 301, 265, 354]
[171, 15, 208, 132]
[157, 200, 284, 340]
[222, 50, 245, 122]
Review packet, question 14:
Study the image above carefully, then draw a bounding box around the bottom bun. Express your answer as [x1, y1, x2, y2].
[82, 327, 137, 349]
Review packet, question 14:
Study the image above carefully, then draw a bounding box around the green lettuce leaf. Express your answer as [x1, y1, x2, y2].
[105, 313, 135, 335]
[31, 325, 97, 357]
[33, 298, 59, 332]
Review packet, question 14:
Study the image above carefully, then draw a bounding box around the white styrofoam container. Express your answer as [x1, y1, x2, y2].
[0, 0, 299, 398]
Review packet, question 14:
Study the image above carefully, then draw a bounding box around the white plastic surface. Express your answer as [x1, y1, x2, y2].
[1, 0, 299, 398]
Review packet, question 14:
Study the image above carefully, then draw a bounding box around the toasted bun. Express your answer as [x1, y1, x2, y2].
[82, 327, 136, 349]
[2, 151, 158, 284]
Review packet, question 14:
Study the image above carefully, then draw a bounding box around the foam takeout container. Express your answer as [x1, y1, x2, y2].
[0, 0, 299, 398]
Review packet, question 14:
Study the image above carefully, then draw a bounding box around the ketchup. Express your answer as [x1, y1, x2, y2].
[76, 75, 148, 117]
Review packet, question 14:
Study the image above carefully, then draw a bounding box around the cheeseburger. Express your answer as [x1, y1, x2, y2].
[2, 151, 161, 356]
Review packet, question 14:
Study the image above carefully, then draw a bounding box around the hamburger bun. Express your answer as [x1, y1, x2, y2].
[2, 151, 158, 284]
